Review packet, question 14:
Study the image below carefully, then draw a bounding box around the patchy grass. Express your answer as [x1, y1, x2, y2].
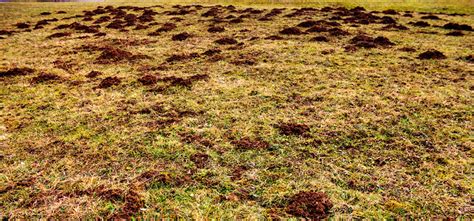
[0, 1, 473, 219]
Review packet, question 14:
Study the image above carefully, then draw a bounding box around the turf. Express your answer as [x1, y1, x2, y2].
[0, 1, 473, 219]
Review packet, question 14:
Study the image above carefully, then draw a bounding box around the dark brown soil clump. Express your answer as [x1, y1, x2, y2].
[265, 35, 284, 40]
[231, 137, 270, 150]
[215, 37, 238, 45]
[310, 36, 329, 42]
[279, 27, 302, 35]
[31, 73, 60, 84]
[457, 55, 474, 63]
[15, 23, 30, 29]
[418, 50, 447, 60]
[96, 76, 121, 88]
[421, 15, 441, 20]
[382, 9, 398, 15]
[410, 21, 430, 27]
[446, 31, 464, 36]
[443, 23, 472, 31]
[86, 70, 102, 78]
[171, 32, 191, 41]
[297, 20, 319, 28]
[286, 191, 333, 220]
[0, 67, 34, 77]
[347, 34, 395, 49]
[156, 22, 177, 32]
[190, 153, 210, 168]
[47, 32, 72, 39]
[138, 74, 157, 85]
[40, 12, 52, 16]
[398, 47, 417, 52]
[96, 47, 150, 63]
[208, 26, 225, 33]
[277, 122, 310, 136]
[166, 53, 200, 63]
[202, 49, 221, 56]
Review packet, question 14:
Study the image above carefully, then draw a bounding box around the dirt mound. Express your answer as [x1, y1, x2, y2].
[410, 21, 430, 27]
[286, 191, 333, 220]
[47, 32, 71, 39]
[457, 55, 474, 63]
[94, 16, 111, 24]
[382, 9, 398, 15]
[86, 70, 102, 78]
[347, 34, 394, 49]
[31, 73, 60, 84]
[166, 53, 200, 63]
[96, 77, 121, 88]
[382, 24, 409, 31]
[443, 23, 473, 31]
[215, 37, 238, 45]
[57, 11, 67, 14]
[280, 27, 302, 35]
[297, 20, 319, 28]
[0, 30, 13, 36]
[398, 47, 416, 52]
[138, 74, 157, 85]
[418, 50, 447, 60]
[159, 74, 209, 88]
[96, 47, 150, 63]
[231, 137, 270, 150]
[306, 25, 328, 33]
[190, 153, 210, 168]
[15, 23, 30, 29]
[229, 18, 244, 23]
[94, 32, 107, 37]
[265, 35, 284, 40]
[328, 28, 350, 36]
[202, 49, 221, 56]
[155, 22, 177, 32]
[421, 15, 441, 20]
[277, 123, 310, 136]
[171, 32, 191, 41]
[310, 36, 329, 42]
[446, 31, 464, 36]
[208, 26, 225, 33]
[0, 67, 34, 77]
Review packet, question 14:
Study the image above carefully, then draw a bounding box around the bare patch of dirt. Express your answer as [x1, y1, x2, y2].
[276, 122, 310, 136]
[47, 32, 71, 39]
[421, 15, 441, 20]
[180, 132, 213, 147]
[418, 50, 447, 60]
[443, 23, 473, 31]
[96, 47, 151, 64]
[399, 47, 417, 52]
[286, 191, 333, 220]
[166, 53, 200, 63]
[0, 67, 34, 77]
[15, 22, 30, 29]
[31, 73, 60, 84]
[96, 76, 121, 88]
[265, 35, 284, 40]
[231, 166, 249, 181]
[231, 137, 269, 150]
[202, 49, 221, 56]
[86, 70, 102, 78]
[208, 26, 225, 33]
[279, 27, 302, 35]
[457, 55, 474, 63]
[138, 74, 157, 85]
[190, 153, 210, 168]
[446, 31, 464, 36]
[215, 37, 238, 45]
[310, 36, 329, 42]
[409, 21, 430, 27]
[171, 32, 191, 41]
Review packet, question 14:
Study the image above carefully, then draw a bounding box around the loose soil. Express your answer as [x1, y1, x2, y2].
[0, 67, 35, 77]
[31, 73, 60, 84]
[231, 137, 270, 150]
[190, 153, 210, 168]
[215, 37, 238, 45]
[171, 32, 191, 41]
[86, 70, 102, 78]
[277, 123, 310, 136]
[286, 191, 333, 220]
[96, 76, 121, 88]
[418, 50, 447, 60]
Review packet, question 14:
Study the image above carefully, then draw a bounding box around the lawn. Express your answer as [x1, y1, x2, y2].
[0, 1, 473, 219]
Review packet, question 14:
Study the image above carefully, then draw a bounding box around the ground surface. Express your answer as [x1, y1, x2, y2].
[0, 1, 473, 219]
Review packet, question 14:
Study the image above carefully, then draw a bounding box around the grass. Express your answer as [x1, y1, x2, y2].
[0, 0, 473, 219]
